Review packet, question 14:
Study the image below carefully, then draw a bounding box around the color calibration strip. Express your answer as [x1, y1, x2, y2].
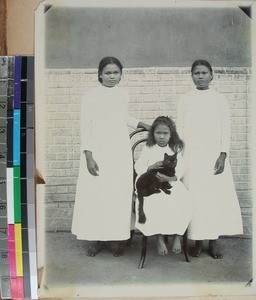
[0, 56, 37, 299]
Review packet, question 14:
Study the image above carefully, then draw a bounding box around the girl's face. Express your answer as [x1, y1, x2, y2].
[192, 65, 213, 90]
[100, 63, 122, 87]
[154, 124, 171, 147]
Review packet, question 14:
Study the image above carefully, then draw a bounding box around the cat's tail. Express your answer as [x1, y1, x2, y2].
[137, 194, 146, 224]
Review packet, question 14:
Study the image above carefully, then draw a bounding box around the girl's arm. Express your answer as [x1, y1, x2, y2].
[220, 95, 231, 155]
[80, 94, 93, 153]
[214, 96, 230, 175]
[124, 90, 151, 130]
[156, 173, 177, 183]
[175, 152, 186, 180]
[80, 92, 99, 176]
[176, 96, 186, 139]
[137, 121, 151, 131]
[134, 146, 151, 176]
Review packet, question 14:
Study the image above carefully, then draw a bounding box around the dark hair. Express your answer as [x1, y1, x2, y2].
[146, 116, 184, 153]
[191, 59, 213, 75]
[98, 57, 123, 83]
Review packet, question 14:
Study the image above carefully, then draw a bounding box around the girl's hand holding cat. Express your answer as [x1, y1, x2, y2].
[147, 161, 163, 171]
[156, 172, 177, 183]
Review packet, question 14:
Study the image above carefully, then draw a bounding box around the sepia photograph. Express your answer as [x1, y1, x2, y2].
[34, 0, 255, 298]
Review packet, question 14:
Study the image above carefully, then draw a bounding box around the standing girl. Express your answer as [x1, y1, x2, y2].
[177, 59, 243, 259]
[135, 116, 192, 255]
[72, 57, 150, 257]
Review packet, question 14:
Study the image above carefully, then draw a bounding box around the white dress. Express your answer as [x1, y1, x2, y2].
[134, 144, 192, 236]
[177, 88, 243, 240]
[71, 85, 138, 241]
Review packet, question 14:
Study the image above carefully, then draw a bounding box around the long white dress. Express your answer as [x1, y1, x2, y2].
[71, 85, 138, 241]
[134, 144, 192, 236]
[177, 88, 243, 240]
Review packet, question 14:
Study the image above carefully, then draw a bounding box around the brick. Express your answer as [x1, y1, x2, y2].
[174, 86, 192, 94]
[237, 192, 252, 202]
[218, 85, 236, 93]
[240, 207, 252, 215]
[142, 94, 160, 103]
[65, 136, 80, 145]
[231, 118, 247, 126]
[68, 186, 77, 193]
[45, 177, 77, 186]
[70, 169, 79, 177]
[54, 137, 67, 144]
[235, 86, 248, 93]
[124, 68, 144, 74]
[68, 153, 80, 160]
[223, 68, 241, 75]
[141, 86, 159, 94]
[213, 68, 226, 74]
[233, 174, 250, 182]
[234, 74, 247, 81]
[231, 110, 248, 118]
[140, 103, 164, 111]
[45, 193, 74, 202]
[128, 103, 140, 111]
[45, 186, 57, 194]
[156, 68, 180, 74]
[235, 133, 247, 141]
[45, 69, 71, 75]
[58, 202, 71, 209]
[235, 100, 248, 109]
[158, 86, 175, 94]
[143, 74, 160, 81]
[49, 161, 73, 169]
[157, 74, 174, 81]
[128, 86, 144, 94]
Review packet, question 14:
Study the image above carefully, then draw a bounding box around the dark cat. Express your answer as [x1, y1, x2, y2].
[136, 152, 177, 224]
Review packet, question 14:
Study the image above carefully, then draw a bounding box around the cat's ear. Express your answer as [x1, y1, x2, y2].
[172, 152, 177, 158]
[164, 153, 168, 159]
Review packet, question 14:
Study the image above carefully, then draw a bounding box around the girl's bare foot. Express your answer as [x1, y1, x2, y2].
[172, 235, 181, 254]
[157, 235, 168, 255]
[191, 240, 203, 257]
[86, 241, 104, 257]
[110, 241, 125, 257]
[209, 240, 223, 259]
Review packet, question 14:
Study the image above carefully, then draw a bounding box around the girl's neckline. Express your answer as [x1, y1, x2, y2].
[100, 84, 117, 89]
[195, 87, 211, 91]
[155, 143, 169, 149]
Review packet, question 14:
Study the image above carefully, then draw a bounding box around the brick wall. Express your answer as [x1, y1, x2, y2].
[43, 67, 252, 235]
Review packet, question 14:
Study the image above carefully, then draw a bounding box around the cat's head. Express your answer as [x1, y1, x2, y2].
[163, 152, 177, 168]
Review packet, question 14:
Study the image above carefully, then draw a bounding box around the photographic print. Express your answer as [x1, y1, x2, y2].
[35, 0, 255, 298]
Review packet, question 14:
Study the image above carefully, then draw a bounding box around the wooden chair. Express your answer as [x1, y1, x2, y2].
[129, 128, 190, 269]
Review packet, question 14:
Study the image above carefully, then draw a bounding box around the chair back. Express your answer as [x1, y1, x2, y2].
[129, 128, 148, 184]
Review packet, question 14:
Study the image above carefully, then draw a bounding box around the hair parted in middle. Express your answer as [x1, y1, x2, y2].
[191, 59, 213, 75]
[98, 56, 123, 83]
[146, 116, 184, 153]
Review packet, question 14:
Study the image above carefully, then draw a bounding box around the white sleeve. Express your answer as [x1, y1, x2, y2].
[220, 95, 231, 155]
[176, 95, 186, 139]
[134, 146, 150, 176]
[80, 93, 94, 153]
[175, 152, 186, 180]
[124, 89, 139, 129]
